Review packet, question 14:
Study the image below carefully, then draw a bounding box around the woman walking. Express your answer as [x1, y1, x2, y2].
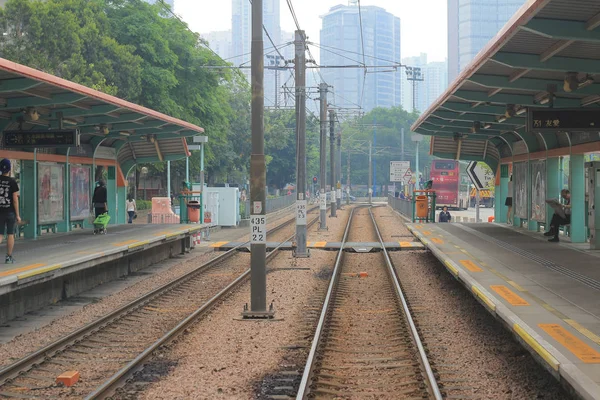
[126, 195, 136, 224]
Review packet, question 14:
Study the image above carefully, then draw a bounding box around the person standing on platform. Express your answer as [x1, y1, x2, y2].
[439, 206, 452, 223]
[126, 195, 136, 224]
[92, 180, 108, 218]
[545, 189, 571, 243]
[0, 159, 20, 264]
[506, 175, 513, 224]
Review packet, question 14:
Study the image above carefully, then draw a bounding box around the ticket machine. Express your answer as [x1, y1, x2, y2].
[587, 162, 600, 249]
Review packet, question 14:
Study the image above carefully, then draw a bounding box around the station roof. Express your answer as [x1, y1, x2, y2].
[411, 0, 600, 170]
[0, 57, 204, 172]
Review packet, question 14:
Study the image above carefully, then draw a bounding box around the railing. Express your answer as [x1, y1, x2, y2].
[242, 194, 295, 219]
[388, 195, 412, 219]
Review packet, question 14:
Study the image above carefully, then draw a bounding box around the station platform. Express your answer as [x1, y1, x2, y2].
[407, 222, 600, 400]
[0, 223, 207, 324]
[209, 240, 425, 253]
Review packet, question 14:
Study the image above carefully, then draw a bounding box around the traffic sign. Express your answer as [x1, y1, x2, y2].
[402, 168, 413, 184]
[390, 161, 410, 182]
[467, 161, 494, 190]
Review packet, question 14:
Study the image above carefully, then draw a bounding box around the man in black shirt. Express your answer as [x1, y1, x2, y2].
[0, 159, 21, 264]
[92, 180, 108, 218]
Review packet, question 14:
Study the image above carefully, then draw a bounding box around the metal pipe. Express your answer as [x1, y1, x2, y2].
[319, 82, 328, 229]
[248, 0, 268, 315]
[294, 30, 309, 257]
[329, 109, 336, 217]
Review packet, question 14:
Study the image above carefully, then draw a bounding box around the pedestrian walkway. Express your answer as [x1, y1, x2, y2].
[408, 222, 600, 400]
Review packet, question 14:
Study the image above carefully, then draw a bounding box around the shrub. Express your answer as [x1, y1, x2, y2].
[136, 200, 152, 211]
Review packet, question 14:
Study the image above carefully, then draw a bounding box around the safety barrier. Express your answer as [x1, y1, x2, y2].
[242, 194, 295, 219]
[388, 195, 412, 219]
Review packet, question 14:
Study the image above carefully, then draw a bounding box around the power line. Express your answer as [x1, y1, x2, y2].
[312, 42, 403, 67]
[285, 0, 302, 31]
[308, 42, 364, 67]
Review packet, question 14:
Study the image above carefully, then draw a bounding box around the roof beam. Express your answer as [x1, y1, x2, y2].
[522, 18, 600, 42]
[468, 74, 600, 96]
[79, 120, 170, 135]
[509, 69, 531, 82]
[424, 119, 517, 132]
[441, 102, 511, 115]
[488, 88, 502, 97]
[431, 110, 524, 125]
[587, 12, 600, 31]
[154, 140, 163, 162]
[48, 104, 120, 119]
[492, 52, 600, 74]
[5, 93, 86, 109]
[80, 113, 146, 126]
[453, 89, 581, 107]
[540, 40, 575, 62]
[0, 78, 42, 93]
[419, 125, 501, 136]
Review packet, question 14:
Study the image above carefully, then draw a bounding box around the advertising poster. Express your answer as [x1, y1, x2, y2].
[38, 163, 64, 223]
[531, 160, 546, 222]
[514, 162, 528, 219]
[70, 165, 90, 220]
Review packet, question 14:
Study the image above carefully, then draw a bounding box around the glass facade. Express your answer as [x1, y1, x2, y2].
[320, 5, 401, 112]
[449, 0, 525, 82]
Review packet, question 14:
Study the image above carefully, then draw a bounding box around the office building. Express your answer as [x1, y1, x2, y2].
[201, 31, 233, 61]
[320, 3, 401, 112]
[448, 0, 525, 82]
[401, 54, 448, 113]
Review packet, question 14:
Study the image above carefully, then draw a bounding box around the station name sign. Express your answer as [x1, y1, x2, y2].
[2, 129, 80, 148]
[528, 108, 600, 133]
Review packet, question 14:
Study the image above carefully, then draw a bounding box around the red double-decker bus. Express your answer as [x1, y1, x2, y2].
[430, 160, 469, 210]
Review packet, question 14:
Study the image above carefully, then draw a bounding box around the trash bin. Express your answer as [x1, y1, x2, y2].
[187, 200, 201, 223]
[415, 195, 428, 218]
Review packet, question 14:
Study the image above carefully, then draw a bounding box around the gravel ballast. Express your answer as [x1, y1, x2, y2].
[375, 206, 572, 399]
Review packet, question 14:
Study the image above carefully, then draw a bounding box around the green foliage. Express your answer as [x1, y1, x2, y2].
[135, 199, 152, 210]
[341, 106, 432, 188]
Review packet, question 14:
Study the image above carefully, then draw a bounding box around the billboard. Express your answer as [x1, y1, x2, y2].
[531, 160, 546, 222]
[514, 162, 528, 219]
[70, 165, 91, 220]
[38, 163, 64, 223]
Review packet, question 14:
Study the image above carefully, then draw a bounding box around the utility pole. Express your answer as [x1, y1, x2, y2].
[244, 0, 271, 319]
[294, 30, 308, 258]
[368, 141, 372, 204]
[401, 127, 405, 161]
[329, 109, 337, 217]
[336, 129, 342, 209]
[319, 82, 328, 230]
[346, 147, 351, 205]
[406, 66, 424, 113]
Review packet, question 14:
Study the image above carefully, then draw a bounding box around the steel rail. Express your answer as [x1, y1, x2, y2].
[0, 207, 318, 389]
[368, 206, 443, 400]
[86, 212, 323, 399]
[296, 205, 360, 399]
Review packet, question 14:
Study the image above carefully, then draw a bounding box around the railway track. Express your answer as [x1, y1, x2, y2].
[0, 208, 320, 399]
[296, 206, 442, 399]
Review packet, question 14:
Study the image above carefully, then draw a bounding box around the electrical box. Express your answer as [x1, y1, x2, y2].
[194, 185, 239, 227]
[587, 162, 600, 250]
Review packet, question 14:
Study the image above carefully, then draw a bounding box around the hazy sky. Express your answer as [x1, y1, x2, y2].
[175, 0, 448, 63]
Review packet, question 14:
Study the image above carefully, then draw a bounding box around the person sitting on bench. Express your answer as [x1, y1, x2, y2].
[544, 189, 571, 243]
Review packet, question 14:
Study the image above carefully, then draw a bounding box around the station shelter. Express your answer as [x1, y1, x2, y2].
[411, 0, 600, 247]
[0, 58, 203, 239]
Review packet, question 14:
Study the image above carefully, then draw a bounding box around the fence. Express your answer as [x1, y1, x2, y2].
[388, 195, 412, 219]
[242, 194, 295, 219]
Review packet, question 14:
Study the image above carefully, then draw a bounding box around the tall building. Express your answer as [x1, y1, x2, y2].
[320, 4, 401, 112]
[401, 54, 448, 113]
[448, 0, 525, 83]
[201, 31, 233, 61]
[232, 0, 282, 107]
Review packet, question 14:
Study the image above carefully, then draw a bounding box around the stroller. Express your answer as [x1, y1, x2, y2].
[93, 212, 110, 235]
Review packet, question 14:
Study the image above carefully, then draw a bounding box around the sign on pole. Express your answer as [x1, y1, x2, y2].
[467, 161, 494, 190]
[390, 161, 410, 182]
[402, 168, 413, 184]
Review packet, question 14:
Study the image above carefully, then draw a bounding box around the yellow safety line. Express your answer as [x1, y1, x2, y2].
[472, 285, 496, 311]
[514, 323, 559, 371]
[210, 241, 229, 248]
[17, 264, 61, 280]
[460, 260, 483, 272]
[564, 319, 600, 346]
[113, 239, 138, 247]
[539, 323, 600, 364]
[128, 240, 148, 249]
[0, 263, 46, 278]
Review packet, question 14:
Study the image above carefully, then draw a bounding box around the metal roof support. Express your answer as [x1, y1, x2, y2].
[453, 89, 581, 108]
[456, 137, 462, 160]
[522, 18, 600, 43]
[0, 78, 42, 93]
[5, 93, 86, 109]
[441, 102, 512, 115]
[587, 12, 600, 31]
[432, 110, 525, 125]
[492, 52, 600, 74]
[467, 74, 600, 96]
[48, 104, 119, 119]
[540, 40, 575, 62]
[154, 139, 163, 162]
[483, 140, 489, 159]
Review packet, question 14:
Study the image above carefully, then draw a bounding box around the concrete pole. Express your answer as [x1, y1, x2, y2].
[346, 147, 351, 205]
[401, 127, 405, 161]
[294, 30, 308, 258]
[336, 130, 342, 209]
[246, 0, 269, 317]
[200, 143, 205, 190]
[368, 141, 372, 204]
[329, 109, 336, 217]
[415, 140, 420, 189]
[186, 155, 189, 183]
[319, 82, 328, 230]
[167, 160, 171, 200]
